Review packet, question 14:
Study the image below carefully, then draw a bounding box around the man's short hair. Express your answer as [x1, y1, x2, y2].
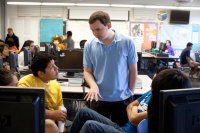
[0, 68, 16, 86]
[31, 53, 56, 77]
[7, 28, 13, 31]
[186, 42, 193, 47]
[89, 11, 111, 26]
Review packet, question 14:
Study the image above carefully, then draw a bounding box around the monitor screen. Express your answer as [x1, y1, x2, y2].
[57, 49, 83, 73]
[9, 51, 18, 70]
[170, 10, 190, 24]
[45, 43, 52, 55]
[151, 41, 157, 49]
[24, 47, 32, 66]
[0, 87, 45, 133]
[159, 42, 166, 52]
[159, 88, 200, 133]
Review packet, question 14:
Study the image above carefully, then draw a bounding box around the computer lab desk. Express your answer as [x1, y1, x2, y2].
[58, 74, 152, 99]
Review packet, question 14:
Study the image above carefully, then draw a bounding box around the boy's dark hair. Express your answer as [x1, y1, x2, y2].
[89, 11, 111, 26]
[0, 43, 9, 54]
[67, 31, 72, 38]
[186, 42, 193, 47]
[0, 68, 16, 86]
[80, 40, 87, 49]
[31, 53, 56, 77]
[148, 69, 192, 133]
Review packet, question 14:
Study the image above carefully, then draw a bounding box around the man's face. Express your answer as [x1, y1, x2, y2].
[42, 60, 59, 81]
[8, 30, 13, 36]
[90, 20, 110, 41]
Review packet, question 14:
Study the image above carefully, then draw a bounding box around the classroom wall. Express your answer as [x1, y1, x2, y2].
[5, 5, 200, 50]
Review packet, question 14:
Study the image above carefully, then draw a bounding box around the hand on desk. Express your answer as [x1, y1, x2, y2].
[84, 86, 102, 102]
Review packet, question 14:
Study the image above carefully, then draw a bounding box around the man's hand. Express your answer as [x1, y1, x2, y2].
[84, 86, 102, 102]
[51, 110, 67, 122]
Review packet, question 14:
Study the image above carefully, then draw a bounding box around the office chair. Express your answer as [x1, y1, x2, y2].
[137, 119, 148, 133]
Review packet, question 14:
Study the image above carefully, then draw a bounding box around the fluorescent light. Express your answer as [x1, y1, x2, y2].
[76, 3, 109, 7]
[42, 3, 75, 6]
[7, 2, 41, 5]
[111, 4, 145, 8]
[6, 2, 200, 10]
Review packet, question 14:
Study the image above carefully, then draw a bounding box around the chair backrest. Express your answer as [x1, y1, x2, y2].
[137, 119, 148, 133]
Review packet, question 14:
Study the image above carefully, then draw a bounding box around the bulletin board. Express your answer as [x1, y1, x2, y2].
[40, 18, 63, 42]
[130, 22, 158, 52]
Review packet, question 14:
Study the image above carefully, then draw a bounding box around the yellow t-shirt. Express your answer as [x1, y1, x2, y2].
[18, 74, 63, 111]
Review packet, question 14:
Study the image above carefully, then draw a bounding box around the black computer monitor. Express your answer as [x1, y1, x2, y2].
[45, 43, 52, 55]
[57, 49, 83, 76]
[24, 47, 32, 66]
[9, 51, 18, 70]
[0, 57, 3, 69]
[151, 41, 157, 49]
[0, 86, 45, 133]
[159, 88, 200, 133]
[34, 45, 40, 55]
[159, 42, 166, 52]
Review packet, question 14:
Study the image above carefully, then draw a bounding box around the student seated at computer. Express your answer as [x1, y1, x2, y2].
[148, 69, 192, 133]
[165, 40, 175, 56]
[0, 43, 10, 70]
[18, 53, 72, 133]
[0, 68, 18, 86]
[180, 42, 200, 77]
[69, 67, 168, 133]
[18, 40, 36, 68]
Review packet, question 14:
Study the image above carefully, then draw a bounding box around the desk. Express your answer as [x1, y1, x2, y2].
[60, 75, 152, 96]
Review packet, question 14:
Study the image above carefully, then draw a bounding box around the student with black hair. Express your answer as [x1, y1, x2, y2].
[18, 40, 35, 67]
[64, 31, 75, 49]
[18, 53, 71, 133]
[148, 69, 192, 133]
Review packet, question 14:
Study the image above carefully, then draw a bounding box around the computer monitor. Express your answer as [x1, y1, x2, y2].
[24, 47, 32, 66]
[159, 42, 166, 52]
[9, 51, 18, 70]
[0, 57, 3, 69]
[159, 88, 200, 133]
[0, 86, 45, 133]
[34, 45, 40, 55]
[57, 49, 83, 76]
[45, 43, 52, 55]
[151, 41, 157, 49]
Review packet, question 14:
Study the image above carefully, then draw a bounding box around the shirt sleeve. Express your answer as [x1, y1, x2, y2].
[127, 38, 138, 65]
[83, 42, 93, 69]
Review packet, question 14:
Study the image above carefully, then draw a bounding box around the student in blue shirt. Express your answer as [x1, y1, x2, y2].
[70, 67, 168, 133]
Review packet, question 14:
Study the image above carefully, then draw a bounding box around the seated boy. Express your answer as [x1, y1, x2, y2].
[69, 67, 168, 133]
[18, 53, 71, 133]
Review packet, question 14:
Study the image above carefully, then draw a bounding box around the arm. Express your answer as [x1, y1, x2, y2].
[46, 109, 66, 122]
[129, 64, 138, 92]
[84, 67, 102, 101]
[128, 106, 147, 126]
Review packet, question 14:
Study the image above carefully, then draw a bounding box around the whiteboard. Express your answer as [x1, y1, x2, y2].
[67, 20, 130, 48]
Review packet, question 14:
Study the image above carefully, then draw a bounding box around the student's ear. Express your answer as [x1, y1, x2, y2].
[38, 71, 45, 78]
[107, 23, 111, 29]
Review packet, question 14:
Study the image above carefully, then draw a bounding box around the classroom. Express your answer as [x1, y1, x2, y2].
[0, 0, 200, 133]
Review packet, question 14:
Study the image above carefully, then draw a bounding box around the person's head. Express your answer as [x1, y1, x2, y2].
[31, 53, 58, 82]
[21, 40, 35, 54]
[0, 44, 9, 58]
[186, 42, 193, 49]
[148, 69, 192, 132]
[89, 11, 112, 41]
[67, 31, 72, 38]
[7, 28, 14, 36]
[166, 40, 171, 47]
[80, 40, 87, 49]
[0, 68, 18, 86]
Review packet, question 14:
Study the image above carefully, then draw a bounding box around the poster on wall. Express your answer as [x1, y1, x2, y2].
[40, 19, 63, 43]
[130, 22, 157, 52]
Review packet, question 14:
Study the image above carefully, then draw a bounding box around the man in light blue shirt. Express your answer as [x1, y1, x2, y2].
[84, 11, 138, 126]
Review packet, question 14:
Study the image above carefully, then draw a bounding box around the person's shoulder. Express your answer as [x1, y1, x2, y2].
[19, 74, 35, 81]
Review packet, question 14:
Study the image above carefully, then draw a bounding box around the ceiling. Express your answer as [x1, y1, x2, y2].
[6, 0, 200, 7]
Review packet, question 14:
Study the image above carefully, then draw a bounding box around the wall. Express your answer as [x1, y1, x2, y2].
[5, 5, 200, 50]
